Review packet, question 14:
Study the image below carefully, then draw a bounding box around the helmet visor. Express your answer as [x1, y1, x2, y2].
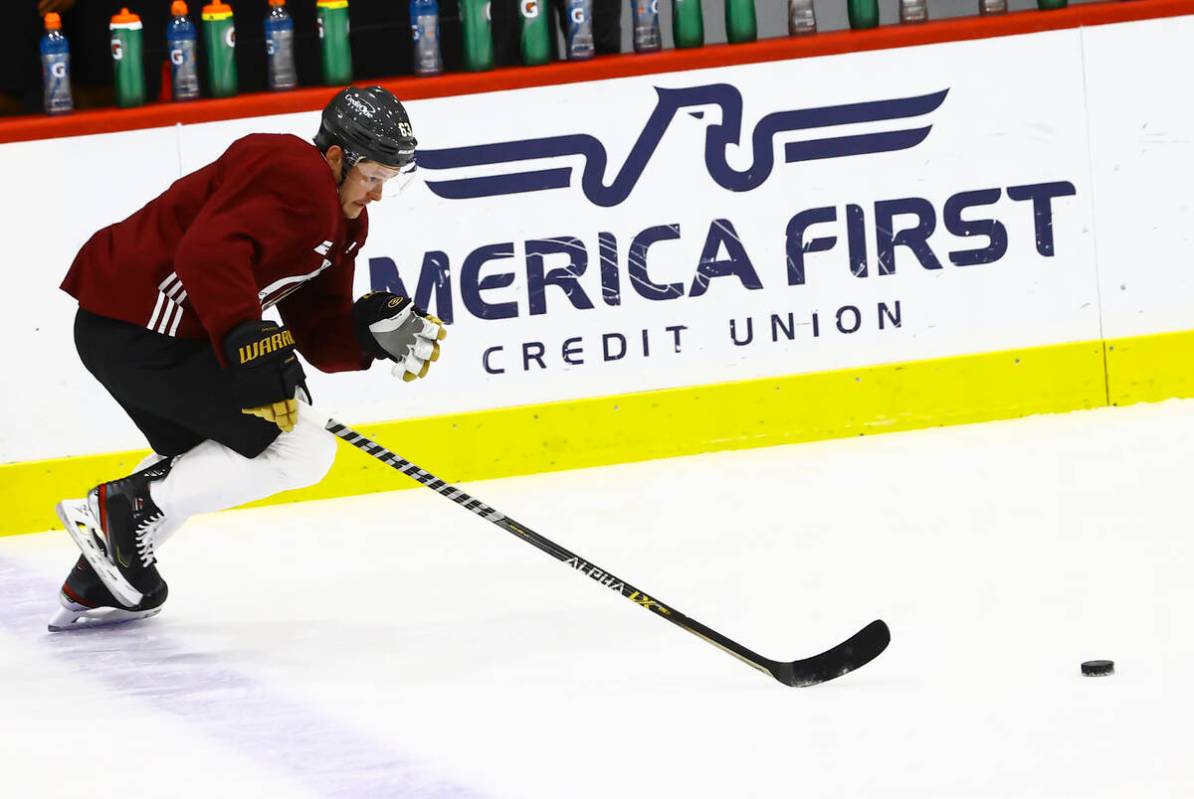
[389, 160, 419, 197]
[351, 159, 420, 199]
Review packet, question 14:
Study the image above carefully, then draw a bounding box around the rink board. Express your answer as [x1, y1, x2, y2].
[0, 336, 1114, 536]
[3, 5, 1194, 535]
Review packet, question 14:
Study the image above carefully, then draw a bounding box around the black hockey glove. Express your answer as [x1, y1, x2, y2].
[222, 320, 306, 433]
[352, 292, 447, 382]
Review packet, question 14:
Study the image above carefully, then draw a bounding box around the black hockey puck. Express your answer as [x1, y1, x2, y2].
[1081, 660, 1115, 677]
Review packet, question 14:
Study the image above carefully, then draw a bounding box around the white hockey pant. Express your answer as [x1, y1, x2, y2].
[144, 405, 336, 548]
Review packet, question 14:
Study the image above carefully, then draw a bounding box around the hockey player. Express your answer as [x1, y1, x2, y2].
[50, 85, 445, 631]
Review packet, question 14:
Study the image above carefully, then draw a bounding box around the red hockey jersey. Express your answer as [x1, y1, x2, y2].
[61, 133, 371, 373]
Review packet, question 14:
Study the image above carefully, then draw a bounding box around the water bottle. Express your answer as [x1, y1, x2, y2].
[167, 1, 200, 102]
[460, 0, 494, 72]
[40, 13, 73, 115]
[519, 0, 551, 66]
[110, 8, 146, 108]
[899, 0, 927, 23]
[265, 0, 298, 90]
[630, 0, 661, 53]
[847, 0, 879, 29]
[725, 0, 757, 44]
[201, 0, 237, 97]
[788, 0, 816, 33]
[564, 0, 594, 60]
[672, 0, 703, 49]
[410, 0, 443, 76]
[317, 0, 352, 84]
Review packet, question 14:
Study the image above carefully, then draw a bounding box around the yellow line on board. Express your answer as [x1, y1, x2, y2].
[2, 330, 1189, 539]
[1105, 328, 1194, 406]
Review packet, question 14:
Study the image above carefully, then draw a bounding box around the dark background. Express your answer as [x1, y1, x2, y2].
[1, 0, 1101, 116]
[0, 0, 626, 114]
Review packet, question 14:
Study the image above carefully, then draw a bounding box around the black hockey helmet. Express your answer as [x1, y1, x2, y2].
[314, 86, 417, 173]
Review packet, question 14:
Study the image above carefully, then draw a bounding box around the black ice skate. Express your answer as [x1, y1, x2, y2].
[56, 459, 173, 609]
[47, 555, 168, 632]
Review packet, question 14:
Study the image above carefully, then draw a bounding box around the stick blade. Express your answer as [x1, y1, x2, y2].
[770, 619, 891, 687]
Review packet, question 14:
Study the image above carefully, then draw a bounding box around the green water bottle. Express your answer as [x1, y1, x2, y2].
[109, 7, 145, 108]
[1037, 0, 1067, 8]
[847, 0, 879, 29]
[519, 0, 550, 66]
[318, 0, 353, 84]
[673, 0, 704, 49]
[460, 0, 493, 71]
[725, 0, 756, 44]
[201, 0, 237, 97]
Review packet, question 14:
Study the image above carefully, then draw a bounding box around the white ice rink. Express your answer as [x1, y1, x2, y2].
[2, 400, 1192, 798]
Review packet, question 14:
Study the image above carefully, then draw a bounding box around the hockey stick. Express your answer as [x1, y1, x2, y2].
[326, 417, 890, 687]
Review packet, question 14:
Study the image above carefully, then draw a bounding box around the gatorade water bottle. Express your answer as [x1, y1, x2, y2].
[317, 0, 352, 84]
[725, 0, 756, 43]
[167, 1, 200, 102]
[519, 0, 550, 66]
[410, 0, 443, 76]
[110, 8, 145, 108]
[672, 0, 703, 49]
[788, 0, 816, 33]
[265, 0, 298, 90]
[899, 0, 927, 23]
[565, 0, 594, 60]
[460, 0, 493, 72]
[847, 0, 879, 29]
[201, 1, 237, 97]
[630, 0, 661, 53]
[40, 13, 73, 115]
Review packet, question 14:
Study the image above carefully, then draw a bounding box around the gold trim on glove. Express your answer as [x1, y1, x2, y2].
[242, 399, 299, 433]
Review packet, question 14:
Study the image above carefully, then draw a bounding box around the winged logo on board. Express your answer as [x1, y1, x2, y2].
[418, 84, 949, 207]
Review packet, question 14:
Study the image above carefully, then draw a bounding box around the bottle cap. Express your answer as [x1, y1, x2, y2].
[202, 1, 234, 19]
[171, 1, 189, 15]
[44, 12, 62, 29]
[110, 7, 142, 24]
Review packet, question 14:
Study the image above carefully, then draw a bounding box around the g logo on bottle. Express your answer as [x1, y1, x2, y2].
[170, 48, 184, 66]
[110, 39, 124, 61]
[522, 0, 539, 18]
[224, 27, 236, 48]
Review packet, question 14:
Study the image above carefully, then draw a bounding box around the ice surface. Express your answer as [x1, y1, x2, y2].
[2, 400, 1192, 798]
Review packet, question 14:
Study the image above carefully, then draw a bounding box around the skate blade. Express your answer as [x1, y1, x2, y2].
[47, 598, 162, 633]
[55, 500, 144, 608]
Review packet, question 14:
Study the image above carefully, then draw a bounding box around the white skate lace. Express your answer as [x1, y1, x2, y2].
[134, 513, 164, 567]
